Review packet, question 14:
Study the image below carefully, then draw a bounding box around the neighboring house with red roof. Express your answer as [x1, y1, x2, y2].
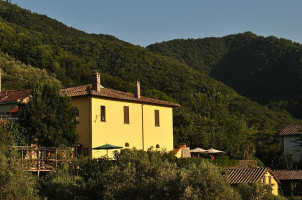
[0, 90, 30, 121]
[61, 72, 179, 158]
[280, 125, 302, 161]
[228, 168, 280, 196]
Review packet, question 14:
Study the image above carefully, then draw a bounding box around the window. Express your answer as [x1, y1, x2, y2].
[269, 176, 272, 184]
[101, 106, 106, 122]
[155, 110, 160, 127]
[124, 106, 129, 124]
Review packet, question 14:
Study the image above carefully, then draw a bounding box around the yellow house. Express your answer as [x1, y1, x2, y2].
[228, 168, 280, 196]
[61, 72, 179, 158]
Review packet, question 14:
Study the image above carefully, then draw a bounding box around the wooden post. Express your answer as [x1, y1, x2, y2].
[37, 149, 40, 178]
[55, 149, 58, 168]
[21, 149, 23, 169]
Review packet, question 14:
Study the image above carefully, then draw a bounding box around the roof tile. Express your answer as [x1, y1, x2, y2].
[227, 168, 280, 184]
[0, 90, 30, 103]
[273, 170, 302, 180]
[280, 125, 302, 136]
[60, 84, 180, 107]
[8, 106, 18, 113]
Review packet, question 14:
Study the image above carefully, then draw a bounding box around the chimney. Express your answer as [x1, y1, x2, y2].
[92, 71, 101, 92]
[135, 81, 140, 99]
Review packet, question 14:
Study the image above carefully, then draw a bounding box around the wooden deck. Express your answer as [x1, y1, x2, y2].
[14, 146, 76, 177]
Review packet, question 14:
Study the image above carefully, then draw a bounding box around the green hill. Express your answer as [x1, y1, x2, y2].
[0, 51, 60, 90]
[147, 32, 302, 118]
[0, 1, 299, 167]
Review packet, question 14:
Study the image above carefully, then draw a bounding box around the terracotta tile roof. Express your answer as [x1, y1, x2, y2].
[273, 170, 302, 180]
[60, 84, 180, 107]
[0, 90, 30, 104]
[280, 125, 302, 136]
[8, 106, 18, 113]
[227, 168, 280, 184]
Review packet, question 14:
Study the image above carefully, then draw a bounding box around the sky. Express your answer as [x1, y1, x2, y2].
[10, 0, 302, 47]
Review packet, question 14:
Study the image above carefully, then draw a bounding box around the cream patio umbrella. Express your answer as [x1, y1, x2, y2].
[205, 148, 225, 154]
[190, 148, 207, 153]
[190, 147, 207, 157]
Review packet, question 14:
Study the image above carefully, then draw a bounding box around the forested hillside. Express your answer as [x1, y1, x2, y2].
[0, 1, 299, 167]
[0, 51, 60, 90]
[148, 32, 302, 118]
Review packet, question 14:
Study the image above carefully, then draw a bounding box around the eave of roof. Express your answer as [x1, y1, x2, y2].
[280, 124, 302, 136]
[60, 84, 180, 107]
[273, 170, 302, 180]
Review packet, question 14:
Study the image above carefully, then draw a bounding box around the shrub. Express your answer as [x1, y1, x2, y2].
[38, 164, 87, 200]
[99, 149, 240, 200]
[0, 127, 38, 200]
[237, 183, 287, 200]
[212, 155, 239, 167]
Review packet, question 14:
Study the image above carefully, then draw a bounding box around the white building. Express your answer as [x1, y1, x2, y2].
[280, 125, 302, 162]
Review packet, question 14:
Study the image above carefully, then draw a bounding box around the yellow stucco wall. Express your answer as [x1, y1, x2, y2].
[231, 171, 279, 196]
[91, 98, 142, 158]
[74, 97, 174, 158]
[143, 105, 173, 152]
[262, 171, 279, 196]
[70, 97, 91, 149]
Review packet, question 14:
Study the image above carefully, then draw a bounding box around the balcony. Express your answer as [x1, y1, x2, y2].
[0, 114, 18, 121]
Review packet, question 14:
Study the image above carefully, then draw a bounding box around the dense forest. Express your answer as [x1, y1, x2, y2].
[148, 33, 302, 119]
[0, 1, 300, 167]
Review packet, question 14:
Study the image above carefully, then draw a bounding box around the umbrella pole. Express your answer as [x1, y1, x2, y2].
[107, 149, 108, 156]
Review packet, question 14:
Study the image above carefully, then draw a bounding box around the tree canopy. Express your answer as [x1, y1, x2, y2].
[18, 83, 79, 147]
[0, 125, 38, 199]
[148, 32, 302, 119]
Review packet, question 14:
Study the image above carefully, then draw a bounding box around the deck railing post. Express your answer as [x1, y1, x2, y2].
[55, 149, 58, 168]
[21, 149, 23, 169]
[37, 149, 40, 177]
